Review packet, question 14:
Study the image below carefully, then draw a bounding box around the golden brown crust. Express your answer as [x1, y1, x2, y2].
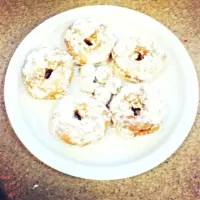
[58, 133, 76, 145]
[58, 132, 91, 147]
[133, 125, 160, 136]
[57, 121, 110, 147]
[58, 131, 104, 147]
[58, 120, 110, 147]
[114, 123, 159, 137]
[112, 60, 142, 83]
[64, 40, 87, 65]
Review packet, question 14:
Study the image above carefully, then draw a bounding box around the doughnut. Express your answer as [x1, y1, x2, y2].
[105, 77, 122, 95]
[95, 65, 111, 84]
[93, 86, 112, 105]
[80, 64, 96, 77]
[79, 64, 99, 94]
[64, 18, 116, 65]
[79, 76, 99, 94]
[22, 46, 74, 99]
[51, 94, 111, 146]
[110, 85, 164, 137]
[112, 37, 166, 82]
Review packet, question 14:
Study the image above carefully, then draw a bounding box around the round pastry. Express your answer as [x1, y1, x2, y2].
[64, 18, 116, 65]
[79, 76, 99, 94]
[105, 77, 122, 95]
[51, 94, 111, 146]
[112, 37, 166, 82]
[22, 46, 74, 99]
[110, 85, 164, 137]
[80, 64, 96, 77]
[95, 65, 111, 84]
[93, 86, 112, 105]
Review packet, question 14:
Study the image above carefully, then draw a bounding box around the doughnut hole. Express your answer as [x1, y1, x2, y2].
[105, 77, 122, 95]
[93, 87, 112, 105]
[80, 64, 96, 77]
[95, 65, 110, 84]
[80, 77, 99, 93]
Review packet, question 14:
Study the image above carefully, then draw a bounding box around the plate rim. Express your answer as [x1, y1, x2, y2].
[4, 5, 199, 180]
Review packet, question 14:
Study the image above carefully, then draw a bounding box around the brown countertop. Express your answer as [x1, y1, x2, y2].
[0, 0, 200, 199]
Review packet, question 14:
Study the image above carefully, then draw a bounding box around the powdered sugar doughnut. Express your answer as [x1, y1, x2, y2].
[93, 86, 112, 105]
[110, 85, 164, 137]
[79, 76, 99, 94]
[112, 37, 166, 82]
[80, 64, 96, 77]
[105, 77, 122, 95]
[51, 94, 111, 146]
[22, 47, 74, 99]
[64, 18, 116, 65]
[95, 65, 111, 84]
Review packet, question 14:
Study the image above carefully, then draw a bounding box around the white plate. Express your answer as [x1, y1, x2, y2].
[4, 5, 199, 180]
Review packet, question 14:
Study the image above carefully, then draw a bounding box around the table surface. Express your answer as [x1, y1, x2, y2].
[0, 0, 200, 199]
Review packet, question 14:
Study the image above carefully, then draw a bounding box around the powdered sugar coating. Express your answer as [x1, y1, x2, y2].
[22, 46, 74, 99]
[95, 65, 111, 84]
[110, 85, 164, 137]
[80, 64, 96, 77]
[64, 18, 116, 65]
[105, 77, 122, 94]
[112, 36, 166, 82]
[51, 94, 111, 146]
[94, 86, 112, 105]
[79, 76, 99, 93]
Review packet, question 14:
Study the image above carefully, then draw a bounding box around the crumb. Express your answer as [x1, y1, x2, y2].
[33, 184, 39, 189]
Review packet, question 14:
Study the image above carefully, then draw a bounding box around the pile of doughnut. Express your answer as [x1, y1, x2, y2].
[22, 18, 166, 146]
